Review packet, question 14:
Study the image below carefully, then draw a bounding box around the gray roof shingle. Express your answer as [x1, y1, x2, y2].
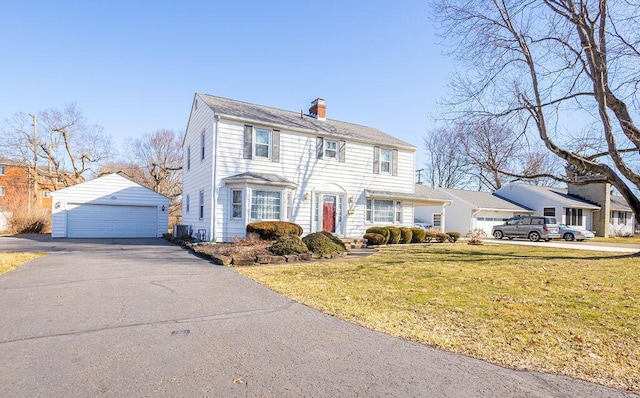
[198, 94, 415, 150]
[611, 195, 632, 212]
[442, 188, 534, 211]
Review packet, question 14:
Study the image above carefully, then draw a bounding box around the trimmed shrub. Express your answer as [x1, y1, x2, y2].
[435, 232, 448, 243]
[446, 231, 461, 243]
[363, 233, 386, 246]
[386, 227, 401, 244]
[424, 228, 439, 243]
[399, 228, 413, 244]
[246, 221, 303, 240]
[410, 227, 427, 243]
[302, 232, 345, 255]
[320, 231, 347, 251]
[366, 227, 390, 244]
[269, 236, 309, 256]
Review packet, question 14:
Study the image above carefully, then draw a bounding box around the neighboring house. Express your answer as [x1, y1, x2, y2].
[494, 183, 602, 234]
[181, 94, 439, 242]
[415, 186, 534, 236]
[51, 173, 169, 238]
[609, 195, 635, 236]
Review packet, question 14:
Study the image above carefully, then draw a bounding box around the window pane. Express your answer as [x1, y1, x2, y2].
[232, 190, 242, 218]
[254, 130, 270, 158]
[373, 200, 394, 223]
[543, 207, 555, 217]
[325, 140, 337, 158]
[251, 190, 281, 220]
[366, 199, 372, 222]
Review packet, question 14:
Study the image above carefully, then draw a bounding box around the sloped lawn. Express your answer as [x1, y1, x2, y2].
[237, 244, 640, 393]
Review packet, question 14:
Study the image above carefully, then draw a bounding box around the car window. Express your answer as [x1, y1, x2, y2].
[531, 218, 543, 225]
[545, 217, 557, 224]
[506, 218, 519, 225]
[519, 218, 531, 225]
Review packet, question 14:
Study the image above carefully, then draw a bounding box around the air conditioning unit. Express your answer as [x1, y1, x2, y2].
[173, 224, 190, 238]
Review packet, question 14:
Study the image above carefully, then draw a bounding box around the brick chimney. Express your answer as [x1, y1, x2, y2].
[309, 98, 326, 121]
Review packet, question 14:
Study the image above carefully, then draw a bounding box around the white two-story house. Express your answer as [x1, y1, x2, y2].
[182, 94, 437, 242]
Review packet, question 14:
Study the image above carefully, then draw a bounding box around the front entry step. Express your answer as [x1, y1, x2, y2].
[340, 238, 368, 249]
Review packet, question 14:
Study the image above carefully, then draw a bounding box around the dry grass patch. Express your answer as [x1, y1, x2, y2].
[0, 252, 45, 275]
[237, 244, 640, 393]
[591, 236, 640, 244]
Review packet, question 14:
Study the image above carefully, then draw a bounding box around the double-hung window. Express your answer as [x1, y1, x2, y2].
[0, 165, 5, 175]
[251, 190, 281, 220]
[366, 199, 402, 223]
[565, 208, 583, 226]
[231, 189, 243, 219]
[0, 186, 5, 196]
[380, 149, 392, 174]
[186, 147, 191, 170]
[185, 194, 190, 213]
[200, 132, 205, 160]
[433, 213, 442, 228]
[324, 140, 338, 159]
[254, 129, 270, 158]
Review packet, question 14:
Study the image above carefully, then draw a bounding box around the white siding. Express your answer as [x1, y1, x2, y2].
[51, 174, 169, 238]
[183, 99, 418, 241]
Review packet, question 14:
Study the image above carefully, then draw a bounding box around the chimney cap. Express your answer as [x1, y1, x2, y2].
[311, 98, 325, 105]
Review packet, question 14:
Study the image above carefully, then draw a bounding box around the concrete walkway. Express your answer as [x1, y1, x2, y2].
[0, 236, 636, 397]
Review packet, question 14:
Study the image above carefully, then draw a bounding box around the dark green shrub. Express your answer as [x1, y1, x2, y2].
[363, 233, 386, 246]
[411, 227, 426, 243]
[246, 221, 303, 240]
[399, 228, 413, 244]
[366, 227, 390, 244]
[302, 232, 345, 255]
[446, 231, 461, 243]
[320, 231, 347, 251]
[269, 236, 309, 256]
[386, 227, 401, 244]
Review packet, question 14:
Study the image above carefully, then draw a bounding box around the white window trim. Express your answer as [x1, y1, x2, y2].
[200, 132, 205, 160]
[198, 190, 204, 220]
[380, 148, 392, 174]
[231, 189, 243, 220]
[324, 139, 338, 159]
[253, 128, 271, 159]
[250, 188, 282, 221]
[186, 146, 191, 170]
[366, 199, 403, 224]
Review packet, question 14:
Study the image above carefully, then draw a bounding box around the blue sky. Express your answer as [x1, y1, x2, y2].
[1, 1, 451, 169]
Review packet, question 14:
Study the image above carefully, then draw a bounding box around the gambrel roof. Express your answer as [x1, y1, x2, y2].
[197, 93, 415, 150]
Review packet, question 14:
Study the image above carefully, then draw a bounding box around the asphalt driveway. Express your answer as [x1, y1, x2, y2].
[0, 236, 636, 397]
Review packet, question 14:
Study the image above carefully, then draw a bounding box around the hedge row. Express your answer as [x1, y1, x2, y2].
[246, 222, 347, 256]
[364, 227, 461, 246]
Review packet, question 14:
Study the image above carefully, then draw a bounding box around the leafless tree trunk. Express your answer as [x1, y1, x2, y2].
[1, 103, 112, 191]
[432, 0, 640, 222]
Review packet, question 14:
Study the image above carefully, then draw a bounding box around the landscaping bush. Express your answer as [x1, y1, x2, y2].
[424, 228, 440, 243]
[410, 227, 427, 243]
[365, 227, 390, 244]
[302, 232, 345, 255]
[435, 232, 448, 243]
[8, 211, 51, 234]
[363, 232, 386, 246]
[466, 228, 487, 245]
[269, 236, 309, 256]
[386, 226, 401, 244]
[246, 221, 303, 240]
[399, 228, 413, 244]
[446, 231, 461, 243]
[319, 231, 347, 251]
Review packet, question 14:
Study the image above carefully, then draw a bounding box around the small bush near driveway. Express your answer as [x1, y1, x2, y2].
[237, 244, 640, 394]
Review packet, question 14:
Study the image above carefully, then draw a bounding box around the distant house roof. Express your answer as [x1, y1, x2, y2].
[442, 188, 534, 212]
[366, 188, 450, 205]
[197, 94, 415, 150]
[611, 195, 632, 212]
[221, 172, 297, 188]
[498, 184, 601, 210]
[414, 184, 452, 201]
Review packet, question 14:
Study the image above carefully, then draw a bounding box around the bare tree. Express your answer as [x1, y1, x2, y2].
[128, 129, 183, 222]
[97, 161, 150, 185]
[423, 126, 471, 188]
[431, 0, 640, 221]
[1, 103, 112, 191]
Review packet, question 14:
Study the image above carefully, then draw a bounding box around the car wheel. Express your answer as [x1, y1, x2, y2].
[564, 233, 575, 241]
[529, 232, 541, 242]
[493, 230, 503, 239]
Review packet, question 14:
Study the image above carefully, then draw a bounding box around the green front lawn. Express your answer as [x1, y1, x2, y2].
[237, 244, 639, 393]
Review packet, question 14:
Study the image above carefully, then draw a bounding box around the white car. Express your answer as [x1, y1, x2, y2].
[558, 224, 595, 241]
[414, 218, 432, 230]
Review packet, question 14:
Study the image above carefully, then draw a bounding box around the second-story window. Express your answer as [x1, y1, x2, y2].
[373, 147, 398, 175]
[185, 194, 190, 213]
[380, 149, 392, 174]
[0, 165, 5, 175]
[187, 147, 191, 170]
[254, 129, 270, 158]
[324, 140, 338, 159]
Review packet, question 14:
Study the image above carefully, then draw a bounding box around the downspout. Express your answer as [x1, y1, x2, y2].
[211, 116, 220, 242]
[471, 208, 482, 233]
[441, 200, 451, 233]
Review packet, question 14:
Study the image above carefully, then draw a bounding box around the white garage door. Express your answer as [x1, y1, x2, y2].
[67, 204, 157, 238]
[476, 217, 508, 236]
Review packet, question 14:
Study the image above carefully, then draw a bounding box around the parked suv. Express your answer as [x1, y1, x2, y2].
[492, 215, 560, 242]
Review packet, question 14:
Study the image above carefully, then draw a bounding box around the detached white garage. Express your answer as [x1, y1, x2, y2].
[51, 173, 170, 238]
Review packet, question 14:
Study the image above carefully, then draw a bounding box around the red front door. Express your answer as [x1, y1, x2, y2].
[322, 197, 336, 233]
